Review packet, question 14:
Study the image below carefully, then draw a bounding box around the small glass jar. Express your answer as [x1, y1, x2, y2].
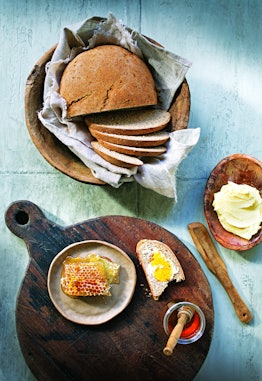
[163, 301, 206, 344]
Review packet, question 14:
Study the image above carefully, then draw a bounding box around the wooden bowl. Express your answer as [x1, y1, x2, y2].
[204, 154, 262, 251]
[24, 43, 190, 184]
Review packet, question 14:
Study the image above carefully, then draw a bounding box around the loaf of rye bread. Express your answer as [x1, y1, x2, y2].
[59, 45, 158, 118]
[59, 44, 172, 169]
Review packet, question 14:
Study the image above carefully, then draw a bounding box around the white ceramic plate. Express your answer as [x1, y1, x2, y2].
[47, 240, 137, 325]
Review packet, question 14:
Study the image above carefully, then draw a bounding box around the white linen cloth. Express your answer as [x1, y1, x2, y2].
[38, 13, 200, 198]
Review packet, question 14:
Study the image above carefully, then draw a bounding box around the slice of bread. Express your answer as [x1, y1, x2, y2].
[89, 129, 170, 147]
[59, 45, 157, 118]
[91, 141, 143, 168]
[99, 140, 167, 156]
[85, 108, 171, 136]
[136, 239, 185, 301]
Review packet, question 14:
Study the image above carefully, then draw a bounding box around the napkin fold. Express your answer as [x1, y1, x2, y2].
[135, 128, 200, 199]
[38, 13, 200, 198]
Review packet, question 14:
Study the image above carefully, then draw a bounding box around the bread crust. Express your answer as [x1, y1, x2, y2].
[59, 45, 157, 118]
[136, 239, 185, 300]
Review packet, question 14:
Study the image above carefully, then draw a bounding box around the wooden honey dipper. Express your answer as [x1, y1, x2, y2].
[163, 305, 195, 356]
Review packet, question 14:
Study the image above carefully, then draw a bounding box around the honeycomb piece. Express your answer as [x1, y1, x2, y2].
[61, 256, 111, 297]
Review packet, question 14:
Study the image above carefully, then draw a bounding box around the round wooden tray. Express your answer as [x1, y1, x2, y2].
[24, 43, 190, 184]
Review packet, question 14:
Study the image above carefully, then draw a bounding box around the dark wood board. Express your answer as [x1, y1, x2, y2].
[5, 200, 214, 381]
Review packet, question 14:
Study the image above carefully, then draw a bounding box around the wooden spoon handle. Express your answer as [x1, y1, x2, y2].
[188, 222, 252, 324]
[163, 313, 188, 356]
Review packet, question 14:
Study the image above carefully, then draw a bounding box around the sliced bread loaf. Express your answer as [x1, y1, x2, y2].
[91, 141, 143, 168]
[99, 140, 167, 156]
[89, 129, 170, 147]
[136, 239, 185, 301]
[85, 108, 171, 135]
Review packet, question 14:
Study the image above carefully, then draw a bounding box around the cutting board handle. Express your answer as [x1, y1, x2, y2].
[5, 200, 85, 265]
[5, 200, 47, 240]
[5, 200, 70, 266]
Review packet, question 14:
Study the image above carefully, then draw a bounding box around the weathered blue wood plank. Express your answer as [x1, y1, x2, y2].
[1, 1, 261, 380]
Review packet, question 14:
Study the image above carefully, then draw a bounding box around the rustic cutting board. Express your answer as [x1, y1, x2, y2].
[5, 200, 214, 381]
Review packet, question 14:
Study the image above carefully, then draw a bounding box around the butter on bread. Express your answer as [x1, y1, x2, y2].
[61, 254, 120, 297]
[59, 45, 157, 118]
[136, 239, 185, 300]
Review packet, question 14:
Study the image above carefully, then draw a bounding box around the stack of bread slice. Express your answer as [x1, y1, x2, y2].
[86, 108, 171, 168]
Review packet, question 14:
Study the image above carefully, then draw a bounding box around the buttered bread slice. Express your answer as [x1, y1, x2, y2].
[136, 239, 185, 301]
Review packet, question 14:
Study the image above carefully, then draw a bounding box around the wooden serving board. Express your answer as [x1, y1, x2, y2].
[5, 200, 214, 381]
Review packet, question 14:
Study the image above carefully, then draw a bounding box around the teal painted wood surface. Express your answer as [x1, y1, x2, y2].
[1, 1, 261, 380]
